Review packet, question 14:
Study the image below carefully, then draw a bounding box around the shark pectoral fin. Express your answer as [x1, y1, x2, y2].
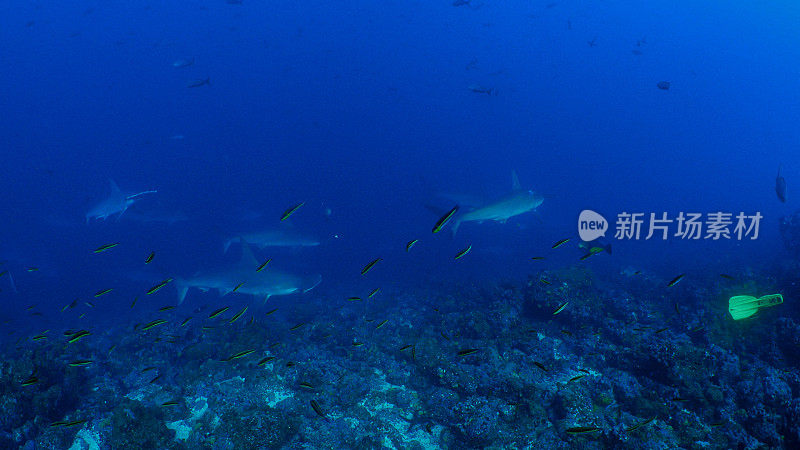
[263, 295, 271, 303]
[451, 219, 461, 238]
[8, 272, 17, 294]
[511, 170, 521, 191]
[126, 190, 158, 201]
[303, 275, 322, 293]
[177, 284, 189, 304]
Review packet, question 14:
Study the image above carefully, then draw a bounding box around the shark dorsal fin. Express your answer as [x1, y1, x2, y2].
[109, 179, 121, 193]
[238, 239, 259, 267]
[511, 170, 521, 191]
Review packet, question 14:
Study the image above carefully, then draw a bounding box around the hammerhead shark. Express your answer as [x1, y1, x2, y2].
[175, 242, 321, 304]
[451, 171, 544, 236]
[85, 180, 157, 223]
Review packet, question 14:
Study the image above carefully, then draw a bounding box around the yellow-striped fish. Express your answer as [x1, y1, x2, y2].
[93, 242, 120, 253]
[454, 245, 472, 260]
[361, 258, 382, 275]
[281, 202, 305, 221]
[147, 278, 173, 295]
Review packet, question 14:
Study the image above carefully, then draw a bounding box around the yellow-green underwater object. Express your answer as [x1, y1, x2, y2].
[728, 294, 783, 320]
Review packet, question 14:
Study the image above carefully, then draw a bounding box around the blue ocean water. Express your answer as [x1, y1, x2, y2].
[2, 1, 800, 448]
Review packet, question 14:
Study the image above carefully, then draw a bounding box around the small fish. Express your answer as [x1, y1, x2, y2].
[68, 330, 91, 343]
[131, 297, 138, 308]
[531, 256, 545, 260]
[149, 374, 162, 384]
[68, 360, 93, 367]
[145, 252, 155, 264]
[147, 278, 173, 295]
[352, 342, 365, 347]
[285, 361, 296, 367]
[94, 288, 113, 298]
[50, 421, 68, 427]
[84, 301, 95, 308]
[223, 349, 255, 361]
[93, 242, 120, 253]
[432, 205, 459, 233]
[31, 334, 47, 341]
[566, 426, 600, 434]
[454, 245, 472, 260]
[539, 278, 551, 286]
[710, 422, 724, 428]
[208, 307, 230, 319]
[290, 322, 306, 331]
[229, 306, 248, 324]
[256, 258, 272, 272]
[534, 362, 547, 372]
[406, 239, 419, 251]
[347, 297, 362, 302]
[777, 165, 787, 203]
[62, 299, 78, 312]
[27, 267, 39, 272]
[667, 274, 684, 287]
[161, 400, 179, 407]
[265, 308, 278, 316]
[719, 274, 735, 280]
[368, 288, 380, 298]
[142, 319, 167, 331]
[553, 301, 569, 315]
[281, 202, 305, 221]
[361, 258, 382, 275]
[172, 57, 194, 68]
[568, 374, 585, 383]
[310, 400, 329, 421]
[21, 376, 39, 386]
[64, 420, 87, 427]
[232, 282, 245, 293]
[625, 416, 656, 433]
[400, 344, 414, 351]
[578, 369, 590, 374]
[655, 327, 669, 334]
[141, 367, 157, 373]
[411, 345, 416, 361]
[187, 78, 210, 88]
[457, 348, 479, 357]
[552, 238, 570, 249]
[158, 306, 175, 312]
[561, 330, 573, 337]
[375, 319, 389, 329]
[180, 317, 192, 326]
[257, 356, 276, 366]
[299, 382, 315, 390]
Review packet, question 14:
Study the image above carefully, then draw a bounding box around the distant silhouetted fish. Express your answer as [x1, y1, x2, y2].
[776, 165, 787, 203]
[657, 81, 670, 90]
[172, 58, 194, 68]
[187, 78, 210, 88]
